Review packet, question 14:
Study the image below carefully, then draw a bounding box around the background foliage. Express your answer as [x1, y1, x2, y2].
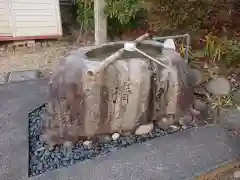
[73, 0, 239, 113]
[75, 0, 149, 37]
[75, 0, 223, 35]
[147, 0, 218, 34]
[74, 0, 239, 67]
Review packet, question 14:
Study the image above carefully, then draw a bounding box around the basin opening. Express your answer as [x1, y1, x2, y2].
[85, 42, 162, 61]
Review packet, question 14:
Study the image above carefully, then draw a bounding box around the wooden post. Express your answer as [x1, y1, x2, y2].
[94, 0, 107, 46]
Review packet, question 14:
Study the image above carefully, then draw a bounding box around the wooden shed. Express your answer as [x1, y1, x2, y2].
[0, 0, 62, 41]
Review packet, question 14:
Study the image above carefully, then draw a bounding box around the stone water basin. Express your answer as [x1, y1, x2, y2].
[29, 40, 206, 176]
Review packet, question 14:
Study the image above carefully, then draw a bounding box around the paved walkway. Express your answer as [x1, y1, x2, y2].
[0, 80, 239, 180]
[0, 80, 47, 180]
[29, 126, 240, 180]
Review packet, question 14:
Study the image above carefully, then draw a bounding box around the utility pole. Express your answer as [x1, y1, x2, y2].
[94, 0, 107, 46]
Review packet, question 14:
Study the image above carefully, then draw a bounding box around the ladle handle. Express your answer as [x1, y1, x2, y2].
[87, 33, 150, 76]
[134, 33, 150, 43]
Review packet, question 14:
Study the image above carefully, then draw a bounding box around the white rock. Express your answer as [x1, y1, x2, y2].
[39, 134, 47, 142]
[169, 125, 180, 131]
[83, 140, 93, 149]
[157, 117, 171, 130]
[36, 147, 45, 152]
[63, 141, 73, 155]
[135, 123, 154, 135]
[234, 170, 240, 178]
[48, 143, 56, 151]
[112, 133, 120, 141]
[63, 141, 73, 148]
[206, 77, 231, 96]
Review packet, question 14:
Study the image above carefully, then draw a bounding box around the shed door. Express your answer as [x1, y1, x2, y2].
[10, 0, 62, 37]
[0, 0, 13, 36]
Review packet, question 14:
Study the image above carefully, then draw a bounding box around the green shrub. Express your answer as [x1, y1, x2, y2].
[75, 0, 94, 33]
[75, 0, 149, 36]
[223, 40, 240, 67]
[105, 0, 150, 25]
[148, 0, 218, 35]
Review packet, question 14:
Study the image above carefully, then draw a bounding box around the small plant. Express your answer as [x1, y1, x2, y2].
[207, 93, 233, 123]
[178, 41, 195, 62]
[223, 40, 240, 67]
[190, 34, 240, 80]
[75, 0, 94, 34]
[190, 34, 239, 122]
[105, 0, 150, 25]
[197, 33, 226, 69]
[204, 34, 223, 63]
[197, 34, 240, 68]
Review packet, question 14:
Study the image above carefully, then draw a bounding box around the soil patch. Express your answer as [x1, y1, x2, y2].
[0, 41, 73, 77]
[195, 160, 240, 180]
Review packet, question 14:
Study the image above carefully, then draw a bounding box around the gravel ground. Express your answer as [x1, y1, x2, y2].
[0, 40, 74, 77]
[28, 105, 188, 177]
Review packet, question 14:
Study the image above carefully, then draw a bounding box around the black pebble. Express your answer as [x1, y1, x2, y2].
[28, 105, 188, 177]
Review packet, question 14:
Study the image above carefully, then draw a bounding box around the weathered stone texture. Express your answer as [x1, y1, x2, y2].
[8, 70, 41, 83]
[43, 41, 202, 145]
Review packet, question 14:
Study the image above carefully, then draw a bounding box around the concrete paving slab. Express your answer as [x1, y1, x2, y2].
[0, 80, 48, 180]
[0, 72, 9, 84]
[0, 80, 240, 180]
[28, 126, 240, 180]
[0, 73, 5, 84]
[8, 70, 41, 83]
